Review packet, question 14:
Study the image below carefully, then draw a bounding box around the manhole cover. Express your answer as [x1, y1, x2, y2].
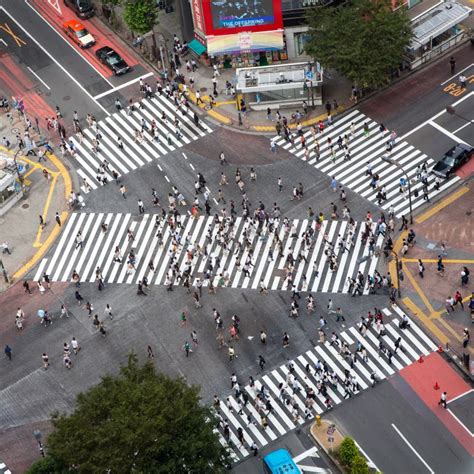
[200, 87, 207, 92]
[63, 96, 71, 101]
[22, 203, 29, 209]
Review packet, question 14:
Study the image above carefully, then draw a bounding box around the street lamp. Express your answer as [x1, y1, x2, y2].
[33, 429, 45, 457]
[13, 149, 26, 198]
[0, 259, 9, 283]
[390, 250, 402, 298]
[445, 106, 474, 124]
[381, 155, 413, 224]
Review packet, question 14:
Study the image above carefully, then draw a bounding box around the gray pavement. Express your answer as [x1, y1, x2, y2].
[329, 375, 474, 474]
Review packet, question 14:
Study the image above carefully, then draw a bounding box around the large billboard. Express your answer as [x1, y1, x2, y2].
[200, 0, 283, 35]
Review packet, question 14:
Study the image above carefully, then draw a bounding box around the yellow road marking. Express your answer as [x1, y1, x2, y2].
[403, 264, 436, 314]
[388, 230, 407, 288]
[21, 156, 58, 176]
[436, 316, 464, 342]
[401, 258, 474, 264]
[0, 22, 26, 47]
[415, 185, 469, 224]
[207, 109, 232, 124]
[22, 167, 37, 180]
[33, 173, 58, 247]
[402, 297, 449, 344]
[13, 152, 72, 281]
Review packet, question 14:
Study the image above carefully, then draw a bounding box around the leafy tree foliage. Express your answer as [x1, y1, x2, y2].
[28, 355, 230, 473]
[305, 0, 412, 89]
[351, 455, 370, 474]
[338, 436, 359, 466]
[123, 0, 159, 36]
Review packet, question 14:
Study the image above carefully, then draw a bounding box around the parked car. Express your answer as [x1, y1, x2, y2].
[63, 0, 95, 19]
[95, 46, 130, 75]
[63, 20, 95, 48]
[431, 144, 473, 179]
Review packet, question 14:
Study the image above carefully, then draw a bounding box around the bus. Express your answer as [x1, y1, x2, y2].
[263, 449, 301, 474]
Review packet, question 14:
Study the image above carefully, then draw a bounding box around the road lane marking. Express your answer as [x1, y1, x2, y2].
[391, 424, 435, 473]
[453, 121, 473, 134]
[0, 6, 111, 117]
[428, 120, 471, 146]
[26, 66, 50, 90]
[0, 22, 26, 46]
[23, 0, 114, 88]
[440, 63, 474, 85]
[401, 91, 473, 140]
[353, 440, 379, 471]
[0, 38, 7, 46]
[34, 173, 57, 247]
[93, 72, 154, 100]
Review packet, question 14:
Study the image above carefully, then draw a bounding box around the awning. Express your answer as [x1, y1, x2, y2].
[188, 39, 206, 56]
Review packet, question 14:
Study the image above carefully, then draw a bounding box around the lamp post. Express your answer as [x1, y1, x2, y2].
[445, 105, 474, 125]
[390, 250, 402, 298]
[382, 155, 413, 224]
[13, 149, 26, 198]
[33, 429, 45, 457]
[0, 259, 9, 283]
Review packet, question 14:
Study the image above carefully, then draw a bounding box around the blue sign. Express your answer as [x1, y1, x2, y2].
[306, 71, 314, 80]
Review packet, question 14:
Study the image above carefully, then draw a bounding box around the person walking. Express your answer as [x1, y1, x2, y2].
[42, 353, 49, 370]
[71, 337, 80, 354]
[335, 307, 346, 326]
[260, 330, 267, 344]
[258, 355, 266, 371]
[449, 56, 456, 75]
[445, 296, 455, 314]
[228, 345, 235, 361]
[438, 391, 447, 408]
[462, 328, 470, 348]
[105, 304, 113, 320]
[418, 259, 425, 278]
[55, 212, 61, 226]
[4, 344, 12, 360]
[147, 345, 155, 360]
[183, 341, 192, 357]
[453, 290, 464, 310]
[282, 332, 290, 348]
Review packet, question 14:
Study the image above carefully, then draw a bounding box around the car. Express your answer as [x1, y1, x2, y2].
[63, 0, 95, 19]
[431, 144, 473, 179]
[63, 20, 95, 48]
[95, 46, 130, 75]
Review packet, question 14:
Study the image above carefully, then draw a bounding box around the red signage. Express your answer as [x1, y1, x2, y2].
[192, 0, 206, 35]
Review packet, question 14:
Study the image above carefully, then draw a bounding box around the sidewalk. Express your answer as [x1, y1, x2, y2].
[0, 113, 71, 292]
[390, 183, 473, 357]
[96, 3, 353, 133]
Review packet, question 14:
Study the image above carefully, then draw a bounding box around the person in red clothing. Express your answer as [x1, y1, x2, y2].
[453, 290, 464, 310]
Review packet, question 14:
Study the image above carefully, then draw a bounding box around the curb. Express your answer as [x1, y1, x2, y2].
[8, 150, 72, 283]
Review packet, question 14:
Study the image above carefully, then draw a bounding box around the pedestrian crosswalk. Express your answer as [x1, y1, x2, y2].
[273, 110, 460, 218]
[215, 306, 438, 461]
[33, 213, 384, 294]
[0, 461, 11, 474]
[69, 95, 213, 191]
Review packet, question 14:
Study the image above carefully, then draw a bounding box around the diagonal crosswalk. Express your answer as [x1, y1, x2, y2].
[0, 461, 11, 474]
[33, 213, 386, 294]
[273, 110, 460, 218]
[68, 94, 213, 191]
[215, 306, 438, 461]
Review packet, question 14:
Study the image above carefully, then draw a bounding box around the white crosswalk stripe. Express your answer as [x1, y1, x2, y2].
[215, 307, 437, 461]
[273, 110, 460, 218]
[34, 213, 386, 294]
[68, 94, 213, 192]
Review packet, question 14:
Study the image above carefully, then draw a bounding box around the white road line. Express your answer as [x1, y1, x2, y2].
[26, 66, 50, 90]
[32, 258, 48, 282]
[93, 72, 154, 99]
[440, 64, 474, 85]
[0, 6, 110, 116]
[447, 408, 474, 437]
[0, 38, 7, 46]
[24, 0, 114, 87]
[353, 440, 379, 471]
[453, 121, 473, 134]
[391, 423, 435, 473]
[447, 388, 473, 404]
[428, 120, 470, 146]
[401, 91, 473, 139]
[293, 446, 319, 463]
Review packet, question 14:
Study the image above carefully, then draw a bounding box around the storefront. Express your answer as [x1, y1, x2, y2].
[0, 152, 28, 216]
[189, 0, 286, 67]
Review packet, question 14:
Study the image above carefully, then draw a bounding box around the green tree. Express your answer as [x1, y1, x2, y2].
[338, 436, 359, 466]
[305, 0, 412, 90]
[123, 0, 159, 52]
[351, 455, 370, 474]
[28, 355, 230, 473]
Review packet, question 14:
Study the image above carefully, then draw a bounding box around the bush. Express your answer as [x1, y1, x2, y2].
[26, 455, 66, 474]
[351, 455, 370, 474]
[338, 437, 359, 467]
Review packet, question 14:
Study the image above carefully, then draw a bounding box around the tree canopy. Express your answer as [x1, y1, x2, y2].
[28, 355, 230, 473]
[305, 0, 412, 89]
[123, 0, 159, 35]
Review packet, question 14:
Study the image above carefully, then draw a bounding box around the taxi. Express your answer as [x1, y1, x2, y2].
[63, 20, 96, 48]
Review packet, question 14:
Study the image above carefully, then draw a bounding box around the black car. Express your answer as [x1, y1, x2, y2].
[63, 0, 95, 19]
[431, 144, 473, 179]
[96, 46, 130, 75]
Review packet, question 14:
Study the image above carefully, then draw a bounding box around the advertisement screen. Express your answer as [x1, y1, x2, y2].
[210, 0, 275, 29]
